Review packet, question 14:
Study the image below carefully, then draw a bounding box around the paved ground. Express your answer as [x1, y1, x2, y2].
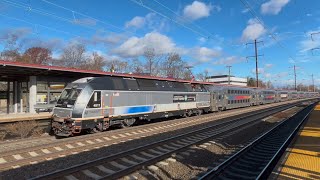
[0, 112, 52, 122]
[271, 103, 320, 180]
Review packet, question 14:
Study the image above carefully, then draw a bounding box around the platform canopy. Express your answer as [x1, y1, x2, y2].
[0, 60, 211, 84]
[0, 60, 105, 81]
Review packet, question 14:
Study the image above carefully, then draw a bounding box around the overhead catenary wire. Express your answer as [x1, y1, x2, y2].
[0, 12, 81, 38]
[0, 0, 129, 36]
[151, 0, 216, 39]
[239, 0, 297, 63]
[40, 0, 137, 36]
[129, 0, 210, 39]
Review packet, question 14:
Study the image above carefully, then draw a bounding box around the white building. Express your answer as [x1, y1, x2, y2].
[206, 75, 247, 86]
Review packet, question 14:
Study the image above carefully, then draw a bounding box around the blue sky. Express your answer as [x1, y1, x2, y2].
[0, 0, 320, 87]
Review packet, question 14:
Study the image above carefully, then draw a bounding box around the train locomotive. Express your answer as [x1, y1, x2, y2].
[51, 76, 318, 136]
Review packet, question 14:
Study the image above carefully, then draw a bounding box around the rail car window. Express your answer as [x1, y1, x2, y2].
[200, 84, 206, 92]
[204, 85, 211, 91]
[167, 82, 173, 88]
[125, 79, 139, 90]
[184, 84, 193, 91]
[137, 79, 156, 90]
[174, 82, 186, 91]
[155, 81, 165, 89]
[87, 91, 101, 108]
[113, 78, 125, 90]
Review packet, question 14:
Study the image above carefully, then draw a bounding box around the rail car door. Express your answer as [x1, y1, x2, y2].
[210, 92, 217, 111]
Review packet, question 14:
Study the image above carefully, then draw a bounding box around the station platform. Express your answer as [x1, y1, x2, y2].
[271, 103, 320, 180]
[0, 112, 52, 123]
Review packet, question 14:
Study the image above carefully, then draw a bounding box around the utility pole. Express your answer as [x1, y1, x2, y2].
[246, 39, 263, 88]
[311, 74, 315, 92]
[226, 65, 232, 84]
[294, 65, 297, 90]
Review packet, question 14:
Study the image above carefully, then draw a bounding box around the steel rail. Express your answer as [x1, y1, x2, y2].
[198, 101, 316, 180]
[30, 102, 300, 180]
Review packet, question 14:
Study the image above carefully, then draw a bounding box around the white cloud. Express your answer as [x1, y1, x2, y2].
[112, 32, 177, 57]
[264, 73, 272, 78]
[125, 13, 169, 32]
[125, 16, 145, 29]
[241, 18, 266, 41]
[252, 68, 265, 74]
[183, 1, 217, 21]
[198, 37, 207, 44]
[265, 63, 273, 68]
[213, 56, 245, 65]
[190, 47, 221, 62]
[261, 0, 290, 15]
[242, 8, 249, 13]
[92, 33, 126, 45]
[112, 31, 223, 63]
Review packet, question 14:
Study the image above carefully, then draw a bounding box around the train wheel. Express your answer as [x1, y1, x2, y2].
[96, 122, 104, 132]
[183, 110, 192, 117]
[121, 118, 136, 128]
[196, 109, 202, 116]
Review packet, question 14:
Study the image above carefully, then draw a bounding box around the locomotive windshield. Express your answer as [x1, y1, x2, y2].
[56, 88, 82, 107]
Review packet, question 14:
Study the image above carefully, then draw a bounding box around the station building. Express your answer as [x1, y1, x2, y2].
[0, 60, 108, 114]
[206, 75, 247, 86]
[1, 60, 207, 115]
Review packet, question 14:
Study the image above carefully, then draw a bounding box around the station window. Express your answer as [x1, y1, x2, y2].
[87, 91, 101, 108]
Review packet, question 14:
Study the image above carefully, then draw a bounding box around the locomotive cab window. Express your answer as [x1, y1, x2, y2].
[87, 91, 101, 108]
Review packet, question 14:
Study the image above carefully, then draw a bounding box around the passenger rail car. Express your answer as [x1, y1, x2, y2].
[51, 76, 318, 137]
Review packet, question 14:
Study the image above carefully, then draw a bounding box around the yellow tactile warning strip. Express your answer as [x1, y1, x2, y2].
[276, 103, 320, 180]
[314, 104, 320, 110]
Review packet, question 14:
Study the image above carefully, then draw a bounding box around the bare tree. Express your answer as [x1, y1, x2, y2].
[0, 49, 21, 61]
[0, 32, 21, 51]
[128, 58, 144, 74]
[82, 52, 106, 71]
[143, 48, 163, 76]
[105, 59, 128, 73]
[247, 77, 267, 88]
[163, 53, 184, 78]
[182, 70, 194, 80]
[20, 47, 52, 65]
[196, 69, 209, 82]
[59, 43, 87, 67]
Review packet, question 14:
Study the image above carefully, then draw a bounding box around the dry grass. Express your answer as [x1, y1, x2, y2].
[0, 131, 6, 141]
[31, 127, 44, 137]
[6, 120, 38, 139]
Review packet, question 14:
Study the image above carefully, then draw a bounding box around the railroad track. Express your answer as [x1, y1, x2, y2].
[0, 100, 304, 172]
[29, 101, 302, 180]
[198, 101, 316, 180]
